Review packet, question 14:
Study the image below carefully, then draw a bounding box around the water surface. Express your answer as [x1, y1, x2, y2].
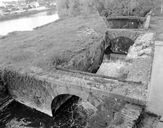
[0, 11, 59, 36]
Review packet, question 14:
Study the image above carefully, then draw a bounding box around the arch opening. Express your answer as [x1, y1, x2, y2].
[51, 94, 88, 127]
[104, 36, 134, 61]
[51, 94, 81, 116]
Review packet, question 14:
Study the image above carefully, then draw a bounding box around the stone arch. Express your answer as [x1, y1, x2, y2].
[105, 29, 143, 47]
[54, 86, 90, 101]
[105, 36, 135, 55]
[54, 84, 105, 106]
[50, 87, 101, 117]
[51, 94, 81, 116]
[51, 93, 99, 119]
[50, 92, 100, 127]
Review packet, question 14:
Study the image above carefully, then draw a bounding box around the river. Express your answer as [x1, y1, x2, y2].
[0, 11, 59, 36]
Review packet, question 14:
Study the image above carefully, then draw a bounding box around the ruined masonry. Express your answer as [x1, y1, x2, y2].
[0, 10, 160, 127]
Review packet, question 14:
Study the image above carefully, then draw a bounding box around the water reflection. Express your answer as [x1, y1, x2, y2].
[0, 12, 59, 36]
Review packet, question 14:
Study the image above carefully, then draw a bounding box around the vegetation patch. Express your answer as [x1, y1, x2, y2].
[56, 0, 160, 17]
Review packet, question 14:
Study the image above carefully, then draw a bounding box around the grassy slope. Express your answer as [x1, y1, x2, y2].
[0, 13, 107, 72]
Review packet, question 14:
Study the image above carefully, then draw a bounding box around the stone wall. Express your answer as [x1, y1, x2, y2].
[98, 32, 155, 85]
[105, 16, 146, 29]
[105, 29, 144, 49]
[0, 66, 147, 117]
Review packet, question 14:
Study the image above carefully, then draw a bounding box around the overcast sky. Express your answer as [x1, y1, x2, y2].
[1, 0, 18, 2]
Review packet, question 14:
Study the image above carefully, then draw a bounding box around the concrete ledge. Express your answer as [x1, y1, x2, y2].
[106, 16, 145, 21]
[144, 11, 152, 29]
[155, 41, 163, 46]
[147, 41, 163, 116]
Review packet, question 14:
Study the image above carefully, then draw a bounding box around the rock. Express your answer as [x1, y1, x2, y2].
[137, 47, 152, 56]
[127, 33, 154, 59]
[134, 32, 154, 46]
[78, 101, 98, 117]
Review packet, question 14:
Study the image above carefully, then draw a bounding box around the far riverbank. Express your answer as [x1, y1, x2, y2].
[0, 7, 56, 22]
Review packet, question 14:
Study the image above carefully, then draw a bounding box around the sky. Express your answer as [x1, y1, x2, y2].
[1, 0, 18, 2]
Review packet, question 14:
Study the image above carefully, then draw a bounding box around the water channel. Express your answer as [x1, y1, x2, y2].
[0, 11, 59, 36]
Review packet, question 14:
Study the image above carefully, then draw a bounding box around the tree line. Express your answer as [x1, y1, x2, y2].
[25, 0, 56, 4]
[56, 0, 160, 17]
